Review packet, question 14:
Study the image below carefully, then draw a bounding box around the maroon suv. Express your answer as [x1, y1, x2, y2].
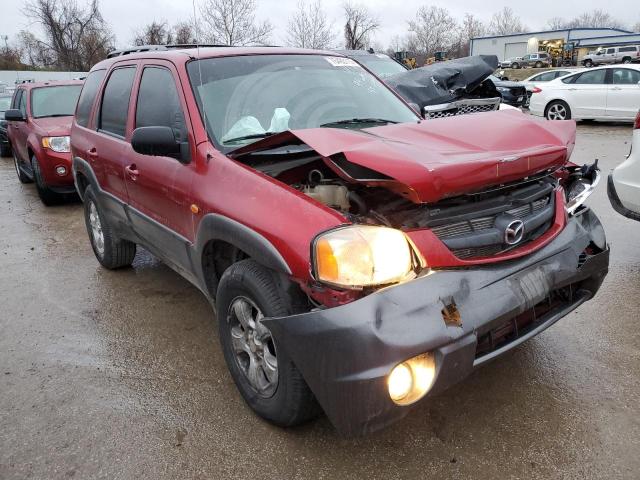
[71, 46, 608, 436]
[6, 80, 83, 205]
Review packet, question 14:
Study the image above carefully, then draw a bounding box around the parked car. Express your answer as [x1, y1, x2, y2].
[72, 46, 608, 436]
[488, 75, 528, 107]
[519, 68, 581, 106]
[529, 65, 640, 121]
[6, 80, 83, 204]
[508, 52, 552, 69]
[500, 56, 523, 69]
[338, 49, 408, 79]
[608, 110, 640, 220]
[0, 93, 13, 157]
[583, 46, 640, 67]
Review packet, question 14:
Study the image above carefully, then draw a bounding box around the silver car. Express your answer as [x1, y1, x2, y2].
[583, 46, 640, 67]
[508, 52, 551, 69]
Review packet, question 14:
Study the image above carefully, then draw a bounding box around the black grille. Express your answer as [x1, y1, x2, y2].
[430, 180, 556, 259]
[425, 102, 499, 119]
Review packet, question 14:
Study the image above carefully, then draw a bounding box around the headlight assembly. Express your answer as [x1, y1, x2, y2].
[312, 225, 420, 289]
[42, 136, 71, 153]
[565, 166, 601, 215]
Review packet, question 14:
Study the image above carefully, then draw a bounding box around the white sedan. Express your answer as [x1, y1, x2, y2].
[608, 111, 640, 221]
[529, 65, 640, 121]
[520, 68, 581, 93]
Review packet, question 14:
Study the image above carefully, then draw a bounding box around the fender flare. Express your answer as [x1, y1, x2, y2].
[72, 156, 100, 201]
[194, 213, 292, 284]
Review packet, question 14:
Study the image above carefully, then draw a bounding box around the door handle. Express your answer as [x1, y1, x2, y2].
[568, 88, 577, 91]
[87, 147, 98, 160]
[611, 87, 622, 91]
[125, 164, 139, 180]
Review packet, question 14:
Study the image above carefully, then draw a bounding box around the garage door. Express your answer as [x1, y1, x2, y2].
[504, 42, 527, 60]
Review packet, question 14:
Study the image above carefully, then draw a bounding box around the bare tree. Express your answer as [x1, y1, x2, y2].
[287, 0, 336, 49]
[633, 21, 640, 33]
[22, 0, 114, 71]
[546, 17, 566, 30]
[132, 20, 173, 46]
[455, 13, 485, 56]
[408, 6, 458, 57]
[343, 2, 379, 50]
[0, 40, 26, 70]
[563, 10, 625, 29]
[488, 7, 527, 36]
[173, 21, 197, 44]
[198, 0, 273, 46]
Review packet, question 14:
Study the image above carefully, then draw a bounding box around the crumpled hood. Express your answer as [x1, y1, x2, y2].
[32, 116, 72, 136]
[233, 110, 576, 203]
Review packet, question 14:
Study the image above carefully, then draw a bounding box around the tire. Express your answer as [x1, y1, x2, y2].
[83, 186, 136, 269]
[32, 155, 61, 205]
[535, 61, 543, 68]
[13, 151, 32, 184]
[545, 100, 572, 121]
[0, 144, 11, 158]
[622, 57, 632, 64]
[216, 259, 320, 427]
[511, 62, 519, 69]
[584, 59, 593, 68]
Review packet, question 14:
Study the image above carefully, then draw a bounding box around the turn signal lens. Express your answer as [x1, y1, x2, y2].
[388, 353, 436, 405]
[314, 226, 415, 288]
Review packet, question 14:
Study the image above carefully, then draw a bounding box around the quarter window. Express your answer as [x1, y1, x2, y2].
[76, 69, 106, 127]
[99, 67, 136, 137]
[573, 69, 607, 85]
[135, 67, 187, 143]
[612, 68, 640, 85]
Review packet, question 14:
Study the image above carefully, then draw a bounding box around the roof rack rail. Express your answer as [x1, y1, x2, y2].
[106, 44, 231, 58]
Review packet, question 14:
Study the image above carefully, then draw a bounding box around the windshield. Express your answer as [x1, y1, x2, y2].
[187, 54, 418, 150]
[31, 85, 82, 118]
[0, 96, 11, 117]
[353, 54, 407, 78]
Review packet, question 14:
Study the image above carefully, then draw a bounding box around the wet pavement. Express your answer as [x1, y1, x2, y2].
[1, 123, 639, 479]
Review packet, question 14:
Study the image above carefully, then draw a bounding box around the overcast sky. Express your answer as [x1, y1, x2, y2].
[1, 0, 637, 49]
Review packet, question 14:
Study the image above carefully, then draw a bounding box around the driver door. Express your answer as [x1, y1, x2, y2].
[606, 68, 640, 119]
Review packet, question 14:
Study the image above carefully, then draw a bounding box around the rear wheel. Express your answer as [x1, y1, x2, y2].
[622, 57, 632, 64]
[216, 259, 320, 427]
[13, 151, 32, 184]
[32, 155, 61, 205]
[546, 100, 571, 121]
[83, 186, 136, 269]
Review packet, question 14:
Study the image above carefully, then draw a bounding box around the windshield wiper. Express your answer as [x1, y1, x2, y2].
[222, 132, 279, 144]
[320, 118, 398, 128]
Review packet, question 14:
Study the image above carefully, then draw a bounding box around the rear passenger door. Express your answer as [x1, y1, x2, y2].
[566, 69, 609, 118]
[606, 68, 640, 119]
[124, 61, 196, 273]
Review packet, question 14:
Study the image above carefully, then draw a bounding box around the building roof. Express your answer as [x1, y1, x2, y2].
[471, 27, 633, 41]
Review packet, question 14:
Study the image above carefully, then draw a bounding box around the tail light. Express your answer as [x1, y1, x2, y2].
[531, 87, 542, 94]
[634, 110, 640, 130]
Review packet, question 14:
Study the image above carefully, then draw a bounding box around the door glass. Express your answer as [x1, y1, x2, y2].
[535, 71, 556, 81]
[612, 69, 640, 85]
[135, 67, 187, 143]
[18, 90, 27, 116]
[99, 67, 136, 137]
[12, 90, 23, 109]
[573, 70, 607, 84]
[606, 48, 615, 54]
[76, 69, 106, 127]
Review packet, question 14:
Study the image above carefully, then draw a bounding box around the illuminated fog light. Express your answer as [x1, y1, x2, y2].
[388, 353, 436, 406]
[55, 166, 67, 176]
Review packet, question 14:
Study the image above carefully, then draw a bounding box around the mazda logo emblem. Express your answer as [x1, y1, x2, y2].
[504, 220, 525, 245]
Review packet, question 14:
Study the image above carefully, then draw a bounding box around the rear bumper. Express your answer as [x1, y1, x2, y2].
[264, 209, 609, 436]
[608, 173, 640, 221]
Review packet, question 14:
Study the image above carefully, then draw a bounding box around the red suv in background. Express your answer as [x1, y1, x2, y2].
[6, 80, 83, 205]
[71, 46, 608, 436]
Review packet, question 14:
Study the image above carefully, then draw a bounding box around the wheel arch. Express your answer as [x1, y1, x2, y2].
[544, 98, 572, 118]
[72, 156, 99, 201]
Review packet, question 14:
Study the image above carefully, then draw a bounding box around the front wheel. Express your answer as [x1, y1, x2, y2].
[535, 61, 543, 68]
[546, 100, 571, 121]
[13, 151, 32, 184]
[584, 59, 593, 67]
[32, 155, 61, 205]
[216, 259, 320, 427]
[511, 62, 520, 69]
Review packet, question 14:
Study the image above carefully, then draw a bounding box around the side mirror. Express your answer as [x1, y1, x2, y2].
[131, 126, 188, 162]
[5, 109, 25, 121]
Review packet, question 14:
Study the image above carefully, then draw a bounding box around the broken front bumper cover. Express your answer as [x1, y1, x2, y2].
[264, 209, 609, 436]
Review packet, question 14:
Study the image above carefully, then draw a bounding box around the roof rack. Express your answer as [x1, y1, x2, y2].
[106, 44, 230, 58]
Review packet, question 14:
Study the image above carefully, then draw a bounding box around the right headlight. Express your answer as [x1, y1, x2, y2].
[312, 225, 419, 289]
[566, 169, 601, 215]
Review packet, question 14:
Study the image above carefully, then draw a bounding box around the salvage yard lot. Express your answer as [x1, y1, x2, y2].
[0, 122, 639, 479]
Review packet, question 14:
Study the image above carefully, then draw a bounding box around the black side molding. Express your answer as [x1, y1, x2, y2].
[607, 173, 640, 222]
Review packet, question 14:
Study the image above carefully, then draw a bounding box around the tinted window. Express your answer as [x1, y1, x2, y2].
[18, 90, 27, 116]
[612, 68, 640, 85]
[606, 48, 615, 54]
[11, 89, 23, 109]
[533, 71, 557, 81]
[135, 67, 187, 142]
[554, 71, 571, 78]
[76, 69, 106, 127]
[100, 67, 136, 137]
[31, 85, 82, 118]
[573, 69, 607, 84]
[619, 47, 637, 52]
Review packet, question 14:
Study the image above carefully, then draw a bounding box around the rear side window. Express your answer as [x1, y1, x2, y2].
[135, 67, 187, 142]
[76, 69, 106, 127]
[533, 71, 556, 81]
[612, 68, 640, 85]
[573, 69, 607, 85]
[618, 47, 636, 53]
[99, 67, 136, 137]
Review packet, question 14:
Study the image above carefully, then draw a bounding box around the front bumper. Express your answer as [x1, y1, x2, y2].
[38, 149, 74, 188]
[264, 209, 609, 436]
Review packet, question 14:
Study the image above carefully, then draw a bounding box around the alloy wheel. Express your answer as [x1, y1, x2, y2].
[88, 201, 105, 256]
[547, 103, 567, 120]
[227, 296, 278, 397]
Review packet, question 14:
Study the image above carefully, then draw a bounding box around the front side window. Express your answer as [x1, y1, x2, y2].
[606, 48, 615, 54]
[99, 67, 136, 137]
[187, 55, 418, 151]
[31, 85, 82, 118]
[612, 68, 640, 85]
[135, 67, 187, 142]
[573, 69, 607, 85]
[11, 89, 23, 109]
[18, 90, 27, 116]
[76, 70, 106, 127]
